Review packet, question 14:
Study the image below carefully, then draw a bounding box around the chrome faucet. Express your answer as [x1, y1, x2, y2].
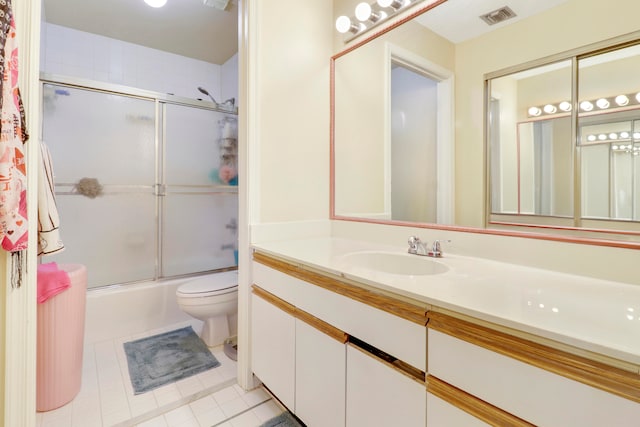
[408, 236, 447, 257]
[408, 236, 429, 256]
[430, 240, 443, 258]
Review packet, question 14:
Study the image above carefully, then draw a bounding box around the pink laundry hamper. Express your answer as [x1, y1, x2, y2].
[36, 264, 87, 412]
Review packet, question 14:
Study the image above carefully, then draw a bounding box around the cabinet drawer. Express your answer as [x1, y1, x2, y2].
[428, 328, 640, 426]
[253, 258, 426, 370]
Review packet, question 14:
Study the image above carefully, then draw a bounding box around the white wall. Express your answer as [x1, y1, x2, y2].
[251, 0, 332, 223]
[40, 23, 238, 102]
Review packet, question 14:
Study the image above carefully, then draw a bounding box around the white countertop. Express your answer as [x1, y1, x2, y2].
[252, 237, 640, 368]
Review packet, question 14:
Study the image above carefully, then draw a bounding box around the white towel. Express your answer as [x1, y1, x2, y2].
[38, 142, 64, 256]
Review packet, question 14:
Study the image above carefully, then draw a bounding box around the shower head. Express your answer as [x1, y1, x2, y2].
[197, 86, 219, 106]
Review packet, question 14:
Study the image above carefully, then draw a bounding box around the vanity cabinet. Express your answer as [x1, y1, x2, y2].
[251, 252, 428, 427]
[346, 343, 426, 427]
[250, 289, 296, 409]
[427, 312, 640, 427]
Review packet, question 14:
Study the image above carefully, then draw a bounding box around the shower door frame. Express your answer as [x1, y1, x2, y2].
[40, 73, 239, 288]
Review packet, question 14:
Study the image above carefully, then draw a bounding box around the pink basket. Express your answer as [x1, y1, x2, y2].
[36, 264, 87, 412]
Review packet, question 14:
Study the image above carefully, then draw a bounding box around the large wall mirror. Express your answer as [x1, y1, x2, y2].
[331, 0, 640, 248]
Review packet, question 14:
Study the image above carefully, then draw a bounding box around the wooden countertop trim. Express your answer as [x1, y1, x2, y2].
[253, 252, 427, 325]
[251, 285, 296, 316]
[427, 375, 535, 427]
[295, 307, 348, 344]
[252, 285, 347, 344]
[428, 311, 640, 404]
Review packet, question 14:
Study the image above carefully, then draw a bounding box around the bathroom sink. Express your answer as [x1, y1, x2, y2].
[340, 251, 449, 276]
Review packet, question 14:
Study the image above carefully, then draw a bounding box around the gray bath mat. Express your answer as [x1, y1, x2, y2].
[259, 411, 305, 427]
[124, 326, 220, 394]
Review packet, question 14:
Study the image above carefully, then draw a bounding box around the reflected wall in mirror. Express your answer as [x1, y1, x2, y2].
[332, 0, 640, 247]
[333, 4, 455, 224]
[488, 41, 640, 234]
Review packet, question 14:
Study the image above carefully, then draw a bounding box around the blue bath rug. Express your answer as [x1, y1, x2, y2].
[123, 326, 220, 394]
[259, 411, 305, 427]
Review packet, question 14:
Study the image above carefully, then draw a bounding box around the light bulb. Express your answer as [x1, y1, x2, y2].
[377, 0, 408, 9]
[528, 106, 542, 117]
[636, 93, 640, 103]
[596, 98, 610, 109]
[612, 145, 619, 150]
[144, 0, 167, 7]
[336, 16, 353, 33]
[543, 104, 557, 114]
[559, 101, 572, 112]
[598, 134, 607, 140]
[587, 135, 597, 142]
[634, 132, 640, 140]
[580, 101, 594, 112]
[355, 2, 372, 21]
[620, 131, 630, 139]
[615, 95, 629, 106]
[609, 133, 618, 140]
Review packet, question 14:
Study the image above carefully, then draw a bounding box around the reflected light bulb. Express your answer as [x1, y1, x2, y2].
[612, 145, 619, 150]
[615, 95, 629, 106]
[596, 98, 610, 109]
[543, 104, 557, 114]
[528, 106, 542, 117]
[559, 101, 572, 112]
[144, 0, 167, 7]
[580, 101, 594, 112]
[355, 2, 372, 21]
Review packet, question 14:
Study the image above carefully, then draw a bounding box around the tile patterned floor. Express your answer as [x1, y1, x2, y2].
[35, 321, 285, 427]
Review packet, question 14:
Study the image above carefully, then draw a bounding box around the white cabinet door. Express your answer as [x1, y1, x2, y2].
[251, 293, 296, 410]
[346, 344, 426, 427]
[295, 320, 346, 427]
[426, 392, 490, 427]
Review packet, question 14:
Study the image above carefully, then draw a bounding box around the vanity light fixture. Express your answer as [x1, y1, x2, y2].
[558, 101, 572, 112]
[378, 0, 410, 10]
[580, 100, 594, 112]
[596, 98, 610, 109]
[528, 106, 542, 117]
[529, 91, 640, 118]
[355, 2, 387, 22]
[337, 0, 427, 40]
[144, 0, 167, 7]
[615, 95, 629, 106]
[336, 16, 365, 34]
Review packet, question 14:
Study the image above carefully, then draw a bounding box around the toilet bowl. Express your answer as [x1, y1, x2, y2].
[176, 271, 238, 347]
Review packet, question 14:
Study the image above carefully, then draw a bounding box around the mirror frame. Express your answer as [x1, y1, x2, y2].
[330, 1, 640, 250]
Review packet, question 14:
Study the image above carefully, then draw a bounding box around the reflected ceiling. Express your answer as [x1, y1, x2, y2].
[42, 0, 238, 64]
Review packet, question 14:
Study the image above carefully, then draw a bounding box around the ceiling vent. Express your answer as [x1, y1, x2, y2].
[479, 6, 517, 26]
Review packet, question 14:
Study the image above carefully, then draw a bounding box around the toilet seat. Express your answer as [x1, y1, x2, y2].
[176, 272, 238, 298]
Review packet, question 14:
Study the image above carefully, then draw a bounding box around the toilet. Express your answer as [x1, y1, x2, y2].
[176, 271, 238, 347]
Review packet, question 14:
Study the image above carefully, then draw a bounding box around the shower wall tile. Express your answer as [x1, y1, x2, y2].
[41, 23, 235, 101]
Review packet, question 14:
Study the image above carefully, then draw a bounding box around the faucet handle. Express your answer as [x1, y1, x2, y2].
[408, 235, 424, 254]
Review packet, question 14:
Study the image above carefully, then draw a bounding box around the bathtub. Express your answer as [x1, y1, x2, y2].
[84, 273, 226, 344]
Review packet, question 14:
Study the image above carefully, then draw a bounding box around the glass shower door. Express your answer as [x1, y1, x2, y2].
[42, 84, 157, 288]
[162, 103, 238, 276]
